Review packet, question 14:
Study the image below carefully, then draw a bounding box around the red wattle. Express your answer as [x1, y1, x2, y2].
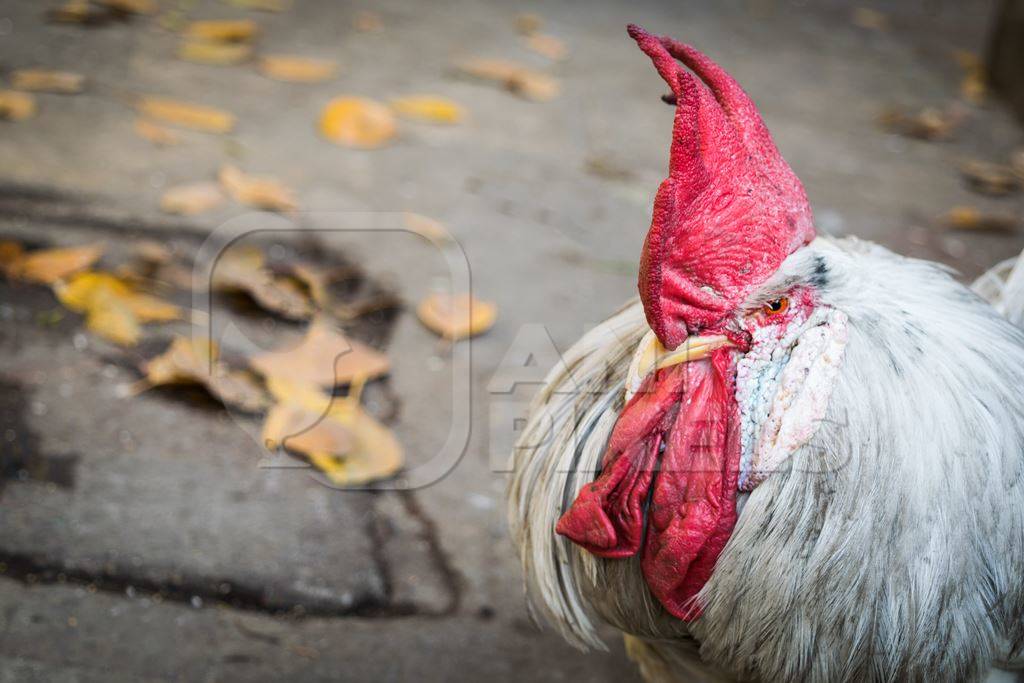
[556, 349, 741, 621]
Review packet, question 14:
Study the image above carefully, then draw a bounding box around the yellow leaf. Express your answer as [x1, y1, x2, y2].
[56, 271, 181, 322]
[184, 19, 258, 43]
[389, 95, 465, 124]
[9, 244, 103, 284]
[455, 58, 559, 101]
[945, 206, 1019, 232]
[47, 0, 95, 23]
[136, 96, 236, 133]
[0, 90, 37, 121]
[211, 244, 313, 320]
[417, 292, 496, 340]
[86, 289, 141, 346]
[258, 55, 338, 83]
[142, 336, 270, 412]
[11, 69, 85, 94]
[250, 319, 390, 389]
[319, 96, 396, 148]
[134, 118, 181, 146]
[178, 40, 253, 65]
[97, 0, 157, 14]
[160, 181, 225, 215]
[524, 34, 567, 61]
[218, 164, 297, 212]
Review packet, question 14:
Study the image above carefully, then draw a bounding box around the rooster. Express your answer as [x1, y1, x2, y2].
[508, 24, 1024, 683]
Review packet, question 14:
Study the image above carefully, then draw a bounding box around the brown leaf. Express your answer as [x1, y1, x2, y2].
[389, 95, 465, 124]
[877, 105, 965, 141]
[178, 40, 253, 65]
[851, 7, 889, 31]
[524, 34, 567, 61]
[7, 244, 103, 284]
[319, 97, 396, 148]
[134, 118, 181, 146]
[142, 336, 270, 413]
[160, 182, 225, 215]
[11, 69, 85, 94]
[417, 292, 496, 340]
[0, 90, 37, 121]
[455, 58, 559, 101]
[258, 55, 338, 82]
[514, 13, 543, 36]
[945, 206, 1019, 232]
[352, 10, 382, 32]
[218, 164, 297, 212]
[0, 241, 24, 276]
[959, 160, 1020, 197]
[250, 319, 390, 389]
[211, 245, 313, 320]
[55, 271, 181, 323]
[263, 378, 402, 486]
[97, 0, 157, 14]
[136, 96, 236, 133]
[184, 19, 258, 43]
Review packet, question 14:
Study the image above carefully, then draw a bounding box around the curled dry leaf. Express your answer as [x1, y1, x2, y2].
[160, 181, 225, 215]
[525, 34, 568, 61]
[212, 245, 313, 320]
[219, 164, 297, 212]
[515, 13, 543, 36]
[56, 271, 181, 323]
[877, 105, 964, 141]
[417, 292, 496, 340]
[455, 58, 559, 101]
[389, 95, 465, 124]
[97, 0, 158, 14]
[959, 160, 1020, 197]
[0, 90, 37, 121]
[184, 19, 259, 43]
[178, 40, 253, 65]
[250, 319, 390, 389]
[403, 212, 453, 245]
[263, 377, 403, 486]
[136, 96, 236, 133]
[945, 206, 1020, 232]
[142, 336, 270, 413]
[134, 118, 181, 146]
[319, 96, 396, 148]
[6, 244, 103, 284]
[11, 69, 85, 94]
[258, 55, 338, 82]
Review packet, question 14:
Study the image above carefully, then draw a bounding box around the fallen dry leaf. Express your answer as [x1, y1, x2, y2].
[319, 97, 396, 148]
[264, 377, 402, 486]
[184, 19, 259, 42]
[0, 241, 24, 273]
[56, 271, 181, 323]
[134, 118, 181, 146]
[219, 164, 297, 212]
[525, 34, 567, 61]
[0, 90, 37, 121]
[141, 336, 270, 413]
[952, 49, 986, 105]
[11, 69, 85, 94]
[250, 319, 390, 389]
[352, 10, 382, 32]
[97, 0, 157, 14]
[417, 292, 496, 340]
[877, 105, 965, 141]
[85, 288, 140, 346]
[515, 13, 543, 36]
[403, 212, 453, 245]
[7, 244, 103, 284]
[160, 182, 225, 215]
[136, 96, 236, 133]
[48, 0, 103, 24]
[224, 0, 289, 11]
[211, 245, 313, 320]
[178, 40, 253, 65]
[455, 58, 559, 101]
[959, 160, 1020, 197]
[945, 206, 1019, 232]
[389, 95, 464, 124]
[851, 7, 889, 31]
[258, 55, 338, 82]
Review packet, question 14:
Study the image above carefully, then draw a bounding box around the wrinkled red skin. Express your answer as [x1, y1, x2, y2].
[556, 350, 740, 620]
[555, 26, 816, 623]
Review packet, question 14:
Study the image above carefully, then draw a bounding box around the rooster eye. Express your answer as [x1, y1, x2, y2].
[763, 297, 789, 316]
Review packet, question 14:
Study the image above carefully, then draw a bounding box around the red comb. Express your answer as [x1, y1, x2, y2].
[628, 24, 815, 349]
